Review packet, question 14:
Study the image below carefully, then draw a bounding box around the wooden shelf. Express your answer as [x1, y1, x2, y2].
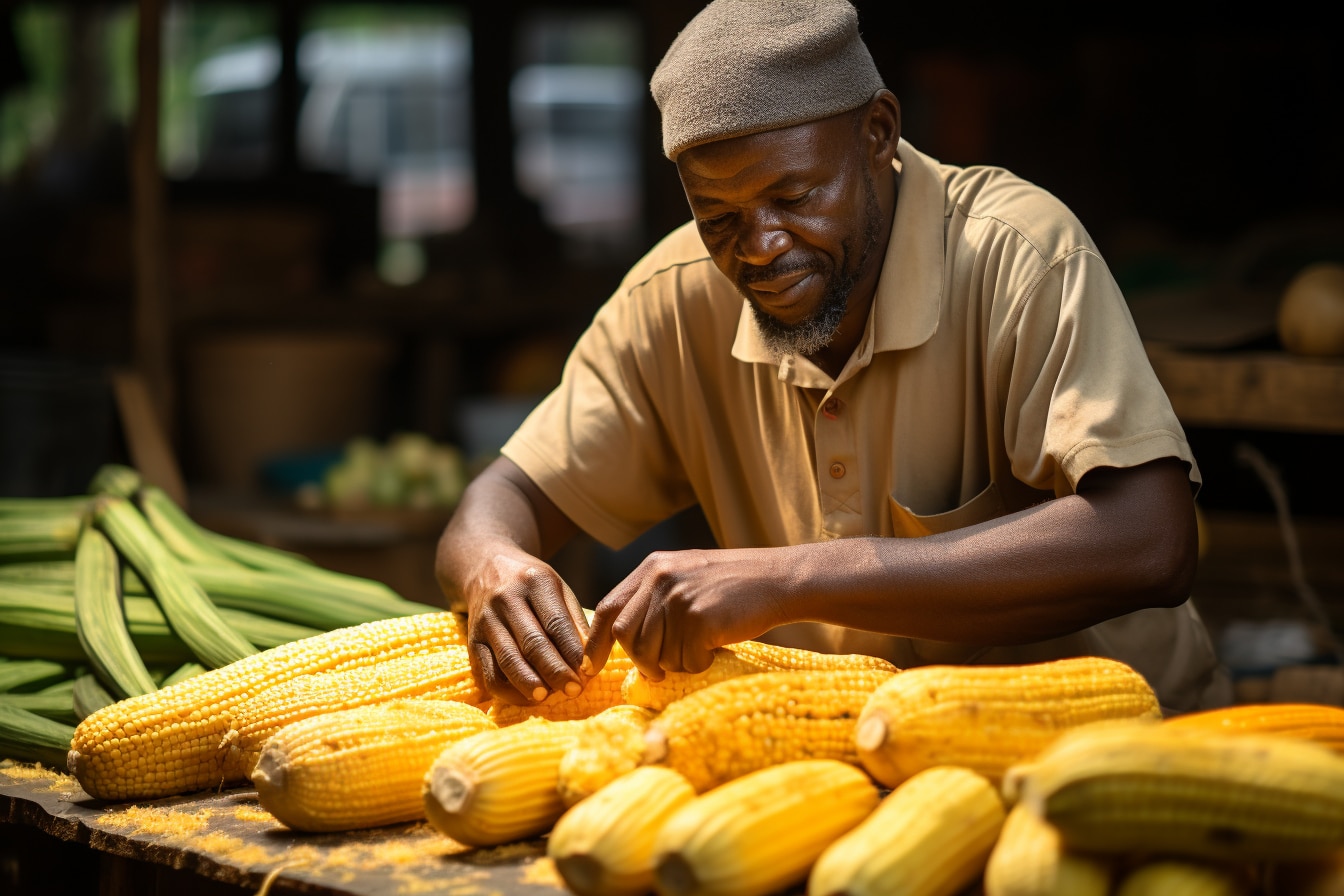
[1145, 344, 1344, 434]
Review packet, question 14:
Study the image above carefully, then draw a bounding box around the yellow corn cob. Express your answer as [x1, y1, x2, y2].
[1115, 859, 1253, 896]
[548, 765, 696, 896]
[68, 611, 467, 801]
[983, 802, 1113, 896]
[251, 698, 496, 832]
[808, 764, 1004, 896]
[487, 643, 634, 725]
[1165, 703, 1344, 753]
[855, 656, 1162, 788]
[1005, 721, 1344, 862]
[228, 644, 485, 779]
[643, 667, 896, 793]
[557, 703, 658, 806]
[621, 641, 899, 711]
[422, 716, 585, 846]
[653, 758, 880, 896]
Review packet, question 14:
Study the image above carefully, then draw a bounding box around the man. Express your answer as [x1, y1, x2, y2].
[436, 0, 1231, 712]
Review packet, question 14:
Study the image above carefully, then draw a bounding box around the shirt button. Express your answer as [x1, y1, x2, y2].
[822, 397, 842, 416]
[829, 462, 846, 479]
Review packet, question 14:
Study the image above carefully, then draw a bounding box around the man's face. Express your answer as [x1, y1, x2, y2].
[677, 108, 886, 358]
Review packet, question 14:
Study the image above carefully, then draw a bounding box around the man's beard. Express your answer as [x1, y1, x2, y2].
[743, 172, 884, 360]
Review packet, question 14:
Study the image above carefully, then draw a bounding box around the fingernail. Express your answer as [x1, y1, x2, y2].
[532, 686, 548, 702]
[564, 682, 582, 697]
[580, 656, 594, 675]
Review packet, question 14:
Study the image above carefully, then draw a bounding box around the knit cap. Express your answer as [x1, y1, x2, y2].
[651, 0, 887, 160]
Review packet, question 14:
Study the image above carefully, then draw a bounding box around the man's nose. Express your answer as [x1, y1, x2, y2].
[734, 212, 792, 266]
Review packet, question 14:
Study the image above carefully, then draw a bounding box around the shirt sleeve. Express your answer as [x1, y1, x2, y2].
[995, 246, 1201, 497]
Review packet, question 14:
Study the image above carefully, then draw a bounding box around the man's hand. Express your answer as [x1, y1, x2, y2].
[583, 547, 790, 681]
[463, 552, 589, 705]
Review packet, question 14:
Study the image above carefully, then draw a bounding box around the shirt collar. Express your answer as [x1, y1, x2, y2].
[732, 138, 946, 380]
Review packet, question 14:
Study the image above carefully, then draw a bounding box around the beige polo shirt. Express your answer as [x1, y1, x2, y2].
[502, 138, 1230, 711]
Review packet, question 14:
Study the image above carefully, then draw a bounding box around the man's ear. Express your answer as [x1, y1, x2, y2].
[865, 90, 901, 169]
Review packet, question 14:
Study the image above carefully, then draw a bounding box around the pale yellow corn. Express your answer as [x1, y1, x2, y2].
[251, 698, 496, 832]
[422, 716, 584, 847]
[983, 802, 1113, 896]
[855, 655, 1162, 788]
[1165, 702, 1344, 753]
[653, 758, 880, 896]
[809, 765, 1005, 896]
[644, 667, 896, 793]
[487, 643, 634, 725]
[1115, 859, 1252, 896]
[1005, 721, 1344, 862]
[68, 611, 467, 801]
[556, 703, 658, 806]
[622, 641, 899, 711]
[228, 644, 484, 778]
[548, 765, 695, 896]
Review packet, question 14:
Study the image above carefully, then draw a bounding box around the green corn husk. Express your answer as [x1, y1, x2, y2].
[158, 661, 206, 688]
[0, 679, 78, 724]
[0, 559, 149, 594]
[92, 495, 258, 669]
[0, 496, 91, 517]
[71, 674, 116, 720]
[188, 563, 424, 630]
[0, 511, 82, 562]
[0, 659, 73, 694]
[74, 525, 157, 699]
[135, 484, 241, 567]
[87, 463, 143, 499]
[0, 703, 76, 766]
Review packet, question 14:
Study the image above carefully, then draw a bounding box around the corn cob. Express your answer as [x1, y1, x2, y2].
[68, 611, 466, 801]
[983, 802, 1113, 896]
[653, 758, 880, 896]
[73, 524, 157, 699]
[71, 673, 115, 721]
[0, 678, 78, 724]
[1115, 859, 1252, 896]
[855, 656, 1162, 788]
[621, 641, 899, 711]
[252, 698, 497, 832]
[92, 494, 258, 669]
[644, 667, 896, 793]
[0, 508, 82, 561]
[808, 764, 1004, 896]
[487, 643, 635, 725]
[1005, 721, 1344, 862]
[0, 658, 71, 693]
[134, 484, 240, 567]
[0, 703, 76, 767]
[228, 644, 485, 779]
[1165, 703, 1344, 753]
[557, 704, 658, 806]
[423, 716, 585, 846]
[548, 765, 696, 896]
[88, 463, 142, 499]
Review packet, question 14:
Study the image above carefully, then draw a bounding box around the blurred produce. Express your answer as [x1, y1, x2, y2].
[297, 432, 468, 512]
[1278, 261, 1344, 357]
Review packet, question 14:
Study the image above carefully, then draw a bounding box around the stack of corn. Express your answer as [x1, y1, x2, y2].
[0, 463, 433, 765]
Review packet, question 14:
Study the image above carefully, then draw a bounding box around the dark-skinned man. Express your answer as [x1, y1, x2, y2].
[435, 0, 1232, 713]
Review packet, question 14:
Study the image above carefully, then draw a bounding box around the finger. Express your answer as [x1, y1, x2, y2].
[674, 609, 715, 675]
[582, 585, 631, 678]
[617, 591, 663, 681]
[559, 579, 591, 641]
[523, 570, 586, 696]
[503, 602, 583, 701]
[468, 631, 529, 706]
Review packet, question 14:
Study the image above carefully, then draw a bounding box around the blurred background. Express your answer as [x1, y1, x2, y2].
[0, 1, 1341, 697]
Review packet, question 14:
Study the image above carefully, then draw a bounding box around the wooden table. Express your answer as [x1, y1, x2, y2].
[1, 762, 565, 896]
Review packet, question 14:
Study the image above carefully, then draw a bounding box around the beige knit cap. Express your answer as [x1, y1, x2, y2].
[651, 0, 887, 160]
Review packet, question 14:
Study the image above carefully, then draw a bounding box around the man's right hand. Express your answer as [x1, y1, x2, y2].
[463, 552, 590, 705]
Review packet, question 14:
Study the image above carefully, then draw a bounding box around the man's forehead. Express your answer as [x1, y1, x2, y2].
[677, 116, 844, 184]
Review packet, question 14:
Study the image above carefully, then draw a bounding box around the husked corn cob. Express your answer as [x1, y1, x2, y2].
[423, 716, 585, 846]
[809, 765, 1005, 896]
[644, 667, 896, 793]
[0, 703, 76, 767]
[983, 803, 1112, 896]
[557, 703, 658, 806]
[621, 641, 898, 711]
[549, 765, 696, 896]
[1165, 703, 1344, 753]
[229, 644, 485, 779]
[1005, 721, 1344, 862]
[68, 611, 467, 801]
[855, 656, 1162, 788]
[653, 758, 880, 896]
[487, 643, 634, 725]
[92, 494, 258, 669]
[251, 698, 496, 832]
[1115, 859, 1252, 896]
[73, 525, 157, 699]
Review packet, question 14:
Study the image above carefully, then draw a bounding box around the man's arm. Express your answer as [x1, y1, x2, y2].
[584, 457, 1198, 680]
[435, 456, 586, 704]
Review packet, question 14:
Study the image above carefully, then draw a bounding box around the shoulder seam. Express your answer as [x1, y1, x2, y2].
[625, 254, 716, 296]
